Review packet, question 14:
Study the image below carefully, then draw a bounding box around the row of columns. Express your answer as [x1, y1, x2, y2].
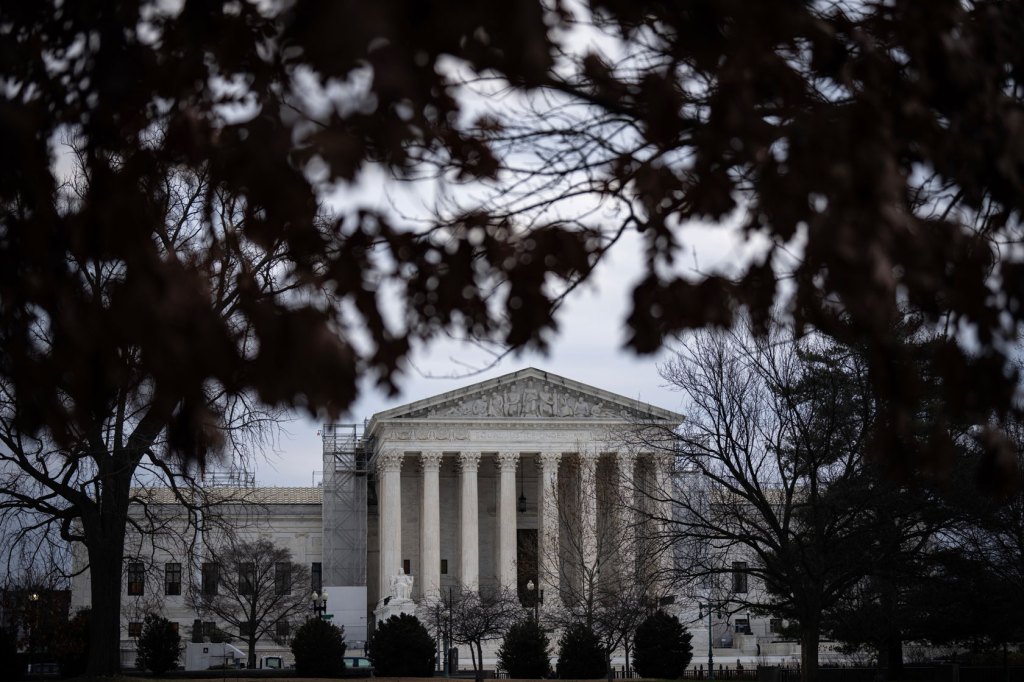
[376, 449, 673, 604]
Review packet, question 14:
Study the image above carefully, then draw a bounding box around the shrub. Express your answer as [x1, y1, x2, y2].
[0, 627, 17, 682]
[632, 610, 693, 679]
[497, 617, 550, 679]
[52, 610, 90, 678]
[368, 613, 435, 677]
[292, 618, 347, 677]
[556, 624, 605, 679]
[136, 613, 182, 676]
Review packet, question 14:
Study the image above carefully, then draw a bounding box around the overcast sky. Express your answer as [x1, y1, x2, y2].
[257, 220, 760, 486]
[255, 32, 772, 486]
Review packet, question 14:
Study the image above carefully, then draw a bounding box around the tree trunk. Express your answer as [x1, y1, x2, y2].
[878, 573, 903, 680]
[85, 525, 128, 676]
[799, 621, 819, 682]
[882, 632, 904, 680]
[249, 635, 257, 669]
[476, 641, 484, 681]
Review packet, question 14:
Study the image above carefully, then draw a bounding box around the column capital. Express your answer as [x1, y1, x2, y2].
[377, 449, 404, 473]
[458, 451, 482, 473]
[419, 451, 443, 471]
[538, 451, 561, 469]
[496, 451, 519, 471]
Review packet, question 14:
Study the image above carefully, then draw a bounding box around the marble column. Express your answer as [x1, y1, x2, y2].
[652, 453, 675, 581]
[538, 451, 561, 603]
[377, 449, 404, 601]
[615, 451, 637, 579]
[496, 451, 519, 591]
[579, 453, 598, 562]
[420, 451, 443, 599]
[459, 451, 482, 590]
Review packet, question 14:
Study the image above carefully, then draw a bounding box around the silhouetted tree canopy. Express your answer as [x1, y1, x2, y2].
[3, 0, 1024, 673]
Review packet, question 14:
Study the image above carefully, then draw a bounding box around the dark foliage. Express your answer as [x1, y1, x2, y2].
[4, 1, 1024, 674]
[368, 614, 435, 677]
[556, 623, 606, 679]
[0, 627, 17, 682]
[51, 610, 89, 678]
[291, 618, 346, 678]
[497, 617, 550, 679]
[135, 613, 182, 676]
[632, 611, 693, 680]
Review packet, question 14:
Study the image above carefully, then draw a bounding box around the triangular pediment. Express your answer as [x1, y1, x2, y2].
[370, 368, 683, 424]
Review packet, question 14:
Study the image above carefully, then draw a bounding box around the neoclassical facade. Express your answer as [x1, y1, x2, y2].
[361, 367, 682, 616]
[71, 367, 815, 669]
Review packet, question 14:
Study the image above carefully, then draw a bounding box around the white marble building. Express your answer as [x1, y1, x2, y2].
[70, 367, 807, 669]
[70, 486, 325, 667]
[362, 368, 682, 616]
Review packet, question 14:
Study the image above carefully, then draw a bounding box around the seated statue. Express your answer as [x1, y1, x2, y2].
[392, 572, 414, 601]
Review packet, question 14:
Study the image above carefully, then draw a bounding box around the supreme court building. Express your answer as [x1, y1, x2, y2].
[360, 367, 680, 606]
[78, 367, 807, 667]
[316, 367, 684, 643]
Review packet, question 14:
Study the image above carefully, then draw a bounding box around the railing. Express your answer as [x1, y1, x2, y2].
[684, 667, 759, 680]
[484, 664, 1024, 682]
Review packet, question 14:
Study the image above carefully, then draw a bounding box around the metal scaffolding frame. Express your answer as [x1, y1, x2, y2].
[321, 423, 371, 587]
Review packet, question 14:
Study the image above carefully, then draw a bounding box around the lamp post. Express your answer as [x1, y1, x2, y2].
[696, 601, 724, 680]
[443, 586, 453, 678]
[311, 590, 328, 620]
[526, 580, 542, 621]
[27, 592, 39, 673]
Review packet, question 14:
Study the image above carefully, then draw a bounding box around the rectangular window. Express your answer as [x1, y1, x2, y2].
[202, 563, 220, 596]
[164, 562, 182, 596]
[128, 622, 142, 638]
[127, 562, 145, 596]
[311, 562, 322, 592]
[275, 562, 290, 596]
[203, 621, 217, 639]
[402, 559, 411, 575]
[735, 618, 751, 635]
[440, 559, 448, 575]
[275, 620, 290, 639]
[170, 622, 179, 635]
[238, 562, 255, 595]
[732, 561, 749, 594]
[769, 618, 783, 634]
[239, 621, 252, 637]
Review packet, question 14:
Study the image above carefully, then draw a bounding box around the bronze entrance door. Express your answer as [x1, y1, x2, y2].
[516, 528, 538, 606]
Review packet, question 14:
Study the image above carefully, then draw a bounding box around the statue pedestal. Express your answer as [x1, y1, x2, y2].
[374, 572, 417, 624]
[373, 597, 415, 624]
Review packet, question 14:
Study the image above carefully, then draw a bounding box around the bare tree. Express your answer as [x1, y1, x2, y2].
[1, 556, 71, 665]
[420, 583, 522, 680]
[542, 450, 666, 679]
[7, 0, 1024, 673]
[629, 327, 887, 682]
[188, 537, 310, 669]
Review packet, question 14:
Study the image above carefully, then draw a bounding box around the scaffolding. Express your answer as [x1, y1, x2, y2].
[201, 469, 256, 488]
[321, 423, 371, 587]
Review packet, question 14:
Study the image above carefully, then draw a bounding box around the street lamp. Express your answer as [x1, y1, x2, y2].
[441, 586, 453, 678]
[525, 580, 543, 621]
[696, 601, 724, 680]
[27, 592, 40, 673]
[311, 590, 328, 619]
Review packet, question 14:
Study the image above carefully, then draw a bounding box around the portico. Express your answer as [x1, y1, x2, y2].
[364, 368, 682, 614]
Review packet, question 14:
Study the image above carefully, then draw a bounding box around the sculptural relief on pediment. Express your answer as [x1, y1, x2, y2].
[398, 378, 641, 420]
